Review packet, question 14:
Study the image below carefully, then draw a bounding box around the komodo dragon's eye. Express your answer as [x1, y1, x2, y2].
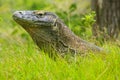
[34, 11, 45, 16]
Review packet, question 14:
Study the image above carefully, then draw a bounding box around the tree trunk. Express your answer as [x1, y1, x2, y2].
[91, 0, 120, 39]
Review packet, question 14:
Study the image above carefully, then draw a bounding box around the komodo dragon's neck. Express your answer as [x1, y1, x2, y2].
[54, 19, 103, 53]
[13, 10, 103, 56]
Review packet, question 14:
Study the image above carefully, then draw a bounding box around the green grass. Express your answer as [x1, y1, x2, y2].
[0, 35, 120, 80]
[0, 0, 120, 80]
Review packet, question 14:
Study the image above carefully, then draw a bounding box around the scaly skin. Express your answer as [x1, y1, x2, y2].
[13, 10, 103, 56]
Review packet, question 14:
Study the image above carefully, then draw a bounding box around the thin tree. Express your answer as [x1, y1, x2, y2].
[91, 0, 120, 39]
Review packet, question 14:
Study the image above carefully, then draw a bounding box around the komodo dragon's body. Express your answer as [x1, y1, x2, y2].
[13, 10, 103, 56]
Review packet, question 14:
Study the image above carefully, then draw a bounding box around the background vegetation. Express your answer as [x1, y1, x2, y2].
[0, 0, 120, 80]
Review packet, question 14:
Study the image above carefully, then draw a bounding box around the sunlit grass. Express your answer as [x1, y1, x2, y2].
[0, 33, 120, 80]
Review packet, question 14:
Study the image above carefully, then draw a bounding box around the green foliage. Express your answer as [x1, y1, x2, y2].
[69, 3, 77, 13]
[81, 11, 96, 27]
[0, 17, 2, 21]
[0, 0, 120, 80]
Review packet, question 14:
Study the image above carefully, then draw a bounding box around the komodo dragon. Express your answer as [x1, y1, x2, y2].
[13, 10, 103, 56]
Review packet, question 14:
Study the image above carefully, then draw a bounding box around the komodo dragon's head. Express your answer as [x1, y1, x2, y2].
[13, 10, 72, 55]
[13, 11, 58, 27]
